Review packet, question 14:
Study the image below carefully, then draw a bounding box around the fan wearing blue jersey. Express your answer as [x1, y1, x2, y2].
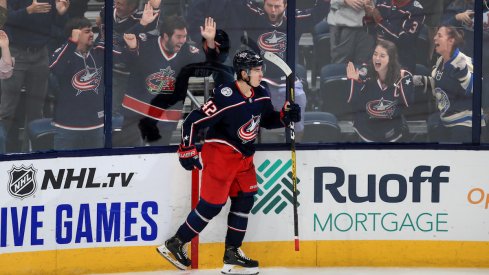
[49, 17, 105, 150]
[116, 15, 220, 147]
[156, 50, 301, 275]
[346, 39, 414, 142]
[414, 25, 485, 142]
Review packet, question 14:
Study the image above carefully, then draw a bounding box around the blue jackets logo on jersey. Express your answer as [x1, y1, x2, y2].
[72, 67, 102, 95]
[8, 165, 38, 199]
[238, 115, 261, 144]
[434, 87, 450, 115]
[258, 30, 286, 58]
[366, 98, 397, 119]
[146, 66, 175, 95]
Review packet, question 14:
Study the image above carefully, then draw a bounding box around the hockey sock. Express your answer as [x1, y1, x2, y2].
[225, 195, 254, 247]
[176, 199, 223, 243]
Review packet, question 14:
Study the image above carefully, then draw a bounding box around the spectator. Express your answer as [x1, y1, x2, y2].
[442, 0, 474, 57]
[328, 0, 374, 64]
[0, 29, 15, 154]
[365, 0, 426, 72]
[414, 25, 484, 143]
[114, 12, 220, 147]
[49, 17, 105, 150]
[1, 0, 70, 152]
[242, 0, 313, 141]
[346, 39, 414, 142]
[110, 0, 160, 115]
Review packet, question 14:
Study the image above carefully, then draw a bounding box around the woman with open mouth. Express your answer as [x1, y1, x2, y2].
[345, 39, 414, 142]
[414, 25, 484, 143]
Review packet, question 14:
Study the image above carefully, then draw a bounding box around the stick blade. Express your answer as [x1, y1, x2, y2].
[263, 51, 292, 77]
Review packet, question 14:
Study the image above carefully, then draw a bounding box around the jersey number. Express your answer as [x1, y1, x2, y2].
[202, 101, 217, 116]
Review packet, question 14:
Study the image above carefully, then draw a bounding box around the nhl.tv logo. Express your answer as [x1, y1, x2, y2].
[7, 165, 38, 199]
[252, 159, 301, 215]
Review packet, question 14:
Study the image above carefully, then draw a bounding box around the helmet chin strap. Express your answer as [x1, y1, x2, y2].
[243, 69, 253, 87]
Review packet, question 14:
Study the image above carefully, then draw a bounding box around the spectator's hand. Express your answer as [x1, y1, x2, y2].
[123, 33, 138, 49]
[149, 0, 161, 9]
[140, 2, 159, 27]
[55, 0, 70, 16]
[345, 0, 364, 11]
[364, 0, 375, 15]
[71, 29, 81, 43]
[26, 0, 52, 14]
[200, 17, 216, 48]
[346, 62, 360, 81]
[455, 10, 474, 26]
[0, 30, 9, 49]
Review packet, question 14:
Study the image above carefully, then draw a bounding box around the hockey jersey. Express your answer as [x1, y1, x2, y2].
[49, 40, 105, 130]
[429, 48, 480, 128]
[348, 70, 414, 142]
[243, 0, 314, 83]
[121, 35, 218, 121]
[181, 82, 284, 156]
[366, 0, 425, 71]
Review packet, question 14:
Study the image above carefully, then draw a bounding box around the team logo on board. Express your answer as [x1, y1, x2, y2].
[7, 165, 38, 199]
[252, 159, 301, 215]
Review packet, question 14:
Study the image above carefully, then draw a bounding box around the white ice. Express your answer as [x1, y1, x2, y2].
[92, 267, 489, 275]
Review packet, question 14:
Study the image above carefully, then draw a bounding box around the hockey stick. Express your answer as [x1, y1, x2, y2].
[263, 51, 299, 251]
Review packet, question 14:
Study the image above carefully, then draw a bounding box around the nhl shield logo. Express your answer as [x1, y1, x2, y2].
[8, 165, 38, 199]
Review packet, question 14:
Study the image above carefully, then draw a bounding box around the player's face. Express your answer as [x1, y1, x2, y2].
[78, 27, 94, 49]
[264, 0, 286, 24]
[165, 28, 187, 53]
[434, 27, 454, 57]
[372, 45, 389, 74]
[248, 66, 264, 87]
[115, 0, 137, 18]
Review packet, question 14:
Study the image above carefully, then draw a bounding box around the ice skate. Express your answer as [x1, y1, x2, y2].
[156, 235, 191, 270]
[221, 245, 259, 275]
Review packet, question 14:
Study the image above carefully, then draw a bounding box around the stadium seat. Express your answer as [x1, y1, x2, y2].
[311, 32, 331, 88]
[302, 112, 341, 143]
[27, 113, 125, 151]
[318, 63, 352, 120]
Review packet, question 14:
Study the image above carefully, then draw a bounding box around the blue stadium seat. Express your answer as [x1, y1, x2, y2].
[302, 112, 341, 143]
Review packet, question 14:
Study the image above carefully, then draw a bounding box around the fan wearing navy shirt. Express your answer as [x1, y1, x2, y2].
[116, 15, 220, 147]
[346, 39, 414, 142]
[156, 50, 301, 274]
[364, 0, 425, 72]
[49, 17, 105, 150]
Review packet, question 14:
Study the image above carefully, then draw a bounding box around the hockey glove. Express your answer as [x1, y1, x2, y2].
[177, 144, 202, 171]
[138, 117, 161, 142]
[280, 101, 301, 125]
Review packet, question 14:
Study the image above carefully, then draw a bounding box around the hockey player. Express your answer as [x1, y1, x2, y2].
[346, 39, 414, 142]
[49, 17, 105, 149]
[115, 14, 220, 147]
[156, 50, 301, 274]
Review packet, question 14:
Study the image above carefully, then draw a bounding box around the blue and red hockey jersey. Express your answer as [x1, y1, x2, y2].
[49, 40, 105, 130]
[181, 82, 285, 156]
